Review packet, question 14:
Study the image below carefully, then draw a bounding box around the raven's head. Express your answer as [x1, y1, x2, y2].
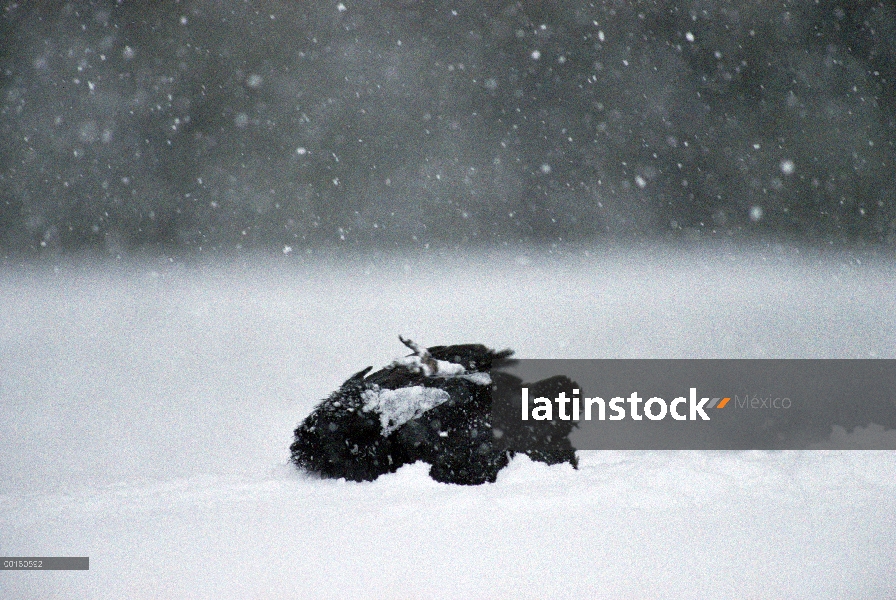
[398, 336, 514, 373]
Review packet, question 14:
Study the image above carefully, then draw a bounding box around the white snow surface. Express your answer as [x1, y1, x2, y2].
[1, 246, 895, 599]
[362, 385, 451, 435]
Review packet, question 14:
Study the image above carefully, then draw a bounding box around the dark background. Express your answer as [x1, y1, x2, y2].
[2, 0, 895, 255]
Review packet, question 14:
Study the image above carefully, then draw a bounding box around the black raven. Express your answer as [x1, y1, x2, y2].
[290, 337, 578, 485]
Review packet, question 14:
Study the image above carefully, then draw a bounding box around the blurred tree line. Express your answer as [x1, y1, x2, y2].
[1, 0, 894, 254]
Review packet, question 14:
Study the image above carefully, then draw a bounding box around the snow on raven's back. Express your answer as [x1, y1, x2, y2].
[290, 337, 578, 485]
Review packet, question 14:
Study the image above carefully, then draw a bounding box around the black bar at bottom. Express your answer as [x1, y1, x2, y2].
[1, 557, 89, 570]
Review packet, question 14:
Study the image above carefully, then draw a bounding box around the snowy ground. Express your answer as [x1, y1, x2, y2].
[1, 245, 895, 598]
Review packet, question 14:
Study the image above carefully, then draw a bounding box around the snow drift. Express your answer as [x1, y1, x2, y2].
[1, 246, 894, 598]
